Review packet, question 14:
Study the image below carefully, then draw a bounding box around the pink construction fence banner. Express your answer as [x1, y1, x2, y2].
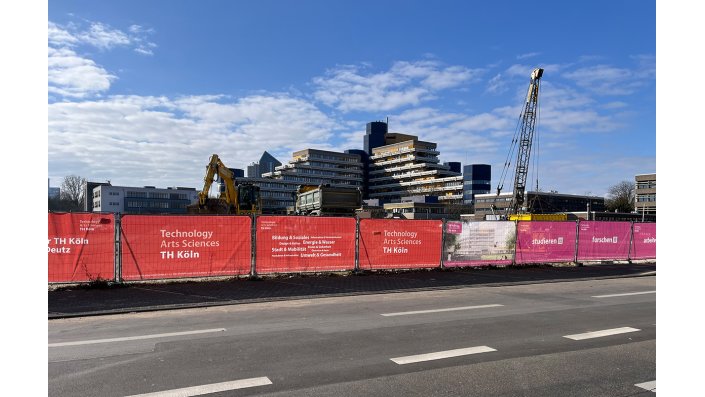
[359, 219, 442, 269]
[121, 215, 252, 280]
[577, 221, 631, 261]
[630, 223, 656, 259]
[443, 221, 515, 267]
[256, 216, 356, 273]
[48, 213, 115, 283]
[516, 221, 577, 264]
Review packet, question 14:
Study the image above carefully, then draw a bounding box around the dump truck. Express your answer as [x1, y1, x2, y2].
[294, 184, 362, 216]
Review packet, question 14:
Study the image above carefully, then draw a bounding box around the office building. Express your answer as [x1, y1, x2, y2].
[634, 173, 656, 216]
[463, 164, 491, 205]
[83, 181, 112, 211]
[91, 185, 199, 214]
[240, 148, 364, 213]
[474, 191, 605, 220]
[367, 135, 463, 204]
[247, 151, 282, 177]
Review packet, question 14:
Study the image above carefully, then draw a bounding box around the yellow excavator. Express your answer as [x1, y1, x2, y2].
[187, 154, 262, 215]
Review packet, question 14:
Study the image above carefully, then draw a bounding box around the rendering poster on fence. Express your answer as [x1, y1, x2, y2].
[577, 221, 632, 261]
[515, 221, 577, 264]
[48, 213, 115, 282]
[256, 216, 356, 273]
[120, 215, 252, 280]
[443, 221, 515, 267]
[359, 219, 442, 269]
[631, 223, 656, 259]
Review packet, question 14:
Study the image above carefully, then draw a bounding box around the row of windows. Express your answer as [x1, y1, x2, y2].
[636, 181, 656, 189]
[390, 207, 447, 214]
[464, 180, 491, 186]
[308, 154, 359, 163]
[125, 191, 190, 200]
[126, 201, 188, 209]
[636, 194, 656, 202]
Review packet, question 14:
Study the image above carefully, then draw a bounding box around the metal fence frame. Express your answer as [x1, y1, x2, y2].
[48, 212, 656, 284]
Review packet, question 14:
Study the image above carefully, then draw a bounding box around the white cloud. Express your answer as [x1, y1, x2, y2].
[48, 21, 78, 47]
[562, 59, 655, 96]
[486, 73, 508, 94]
[48, 46, 116, 98]
[48, 94, 341, 187]
[312, 61, 482, 112]
[48, 19, 159, 99]
[76, 22, 131, 49]
[48, 20, 157, 55]
[517, 52, 541, 60]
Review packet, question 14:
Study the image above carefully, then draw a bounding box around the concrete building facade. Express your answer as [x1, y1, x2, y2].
[240, 148, 364, 213]
[634, 173, 656, 216]
[474, 191, 605, 220]
[367, 136, 463, 204]
[92, 185, 199, 214]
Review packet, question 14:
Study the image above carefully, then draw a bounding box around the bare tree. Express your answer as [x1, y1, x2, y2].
[605, 180, 635, 213]
[60, 175, 86, 209]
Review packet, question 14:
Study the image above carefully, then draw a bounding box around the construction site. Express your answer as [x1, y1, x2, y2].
[83, 68, 654, 223]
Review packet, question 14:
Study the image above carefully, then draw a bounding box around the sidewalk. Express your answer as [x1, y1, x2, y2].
[48, 262, 656, 319]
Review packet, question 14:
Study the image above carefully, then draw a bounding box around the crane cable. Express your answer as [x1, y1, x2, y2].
[496, 103, 524, 196]
[532, 91, 541, 193]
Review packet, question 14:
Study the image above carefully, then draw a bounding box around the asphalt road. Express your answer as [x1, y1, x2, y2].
[49, 276, 656, 396]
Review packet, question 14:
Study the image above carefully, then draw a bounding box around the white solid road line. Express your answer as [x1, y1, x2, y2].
[635, 380, 656, 392]
[391, 346, 496, 365]
[381, 304, 504, 317]
[48, 328, 226, 347]
[592, 291, 656, 298]
[563, 327, 640, 341]
[124, 376, 272, 397]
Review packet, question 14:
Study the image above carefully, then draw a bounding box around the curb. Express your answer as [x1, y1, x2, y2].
[48, 270, 655, 320]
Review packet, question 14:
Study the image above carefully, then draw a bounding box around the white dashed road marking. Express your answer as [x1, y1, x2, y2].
[124, 377, 272, 397]
[381, 304, 504, 317]
[635, 380, 656, 392]
[49, 328, 226, 347]
[592, 291, 655, 298]
[563, 327, 640, 340]
[391, 346, 496, 365]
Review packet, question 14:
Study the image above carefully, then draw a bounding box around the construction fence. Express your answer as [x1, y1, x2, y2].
[48, 213, 656, 283]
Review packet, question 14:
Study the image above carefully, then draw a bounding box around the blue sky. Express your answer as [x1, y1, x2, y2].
[47, 0, 656, 197]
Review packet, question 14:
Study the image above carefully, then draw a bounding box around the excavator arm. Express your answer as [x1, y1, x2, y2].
[198, 154, 240, 213]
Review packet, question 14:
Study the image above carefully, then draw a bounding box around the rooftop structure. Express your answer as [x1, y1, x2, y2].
[240, 148, 364, 213]
[367, 136, 463, 204]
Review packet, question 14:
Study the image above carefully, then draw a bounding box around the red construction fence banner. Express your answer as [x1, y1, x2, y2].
[577, 221, 631, 261]
[359, 219, 442, 270]
[121, 215, 252, 280]
[516, 221, 577, 264]
[48, 213, 115, 282]
[443, 221, 514, 267]
[631, 223, 656, 259]
[256, 216, 356, 273]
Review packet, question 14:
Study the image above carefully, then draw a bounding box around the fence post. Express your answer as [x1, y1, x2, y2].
[574, 220, 581, 266]
[354, 217, 360, 273]
[114, 212, 122, 283]
[627, 221, 635, 263]
[251, 214, 258, 278]
[440, 218, 447, 269]
[512, 220, 518, 266]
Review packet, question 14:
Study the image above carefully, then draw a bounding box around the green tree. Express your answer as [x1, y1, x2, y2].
[605, 180, 635, 213]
